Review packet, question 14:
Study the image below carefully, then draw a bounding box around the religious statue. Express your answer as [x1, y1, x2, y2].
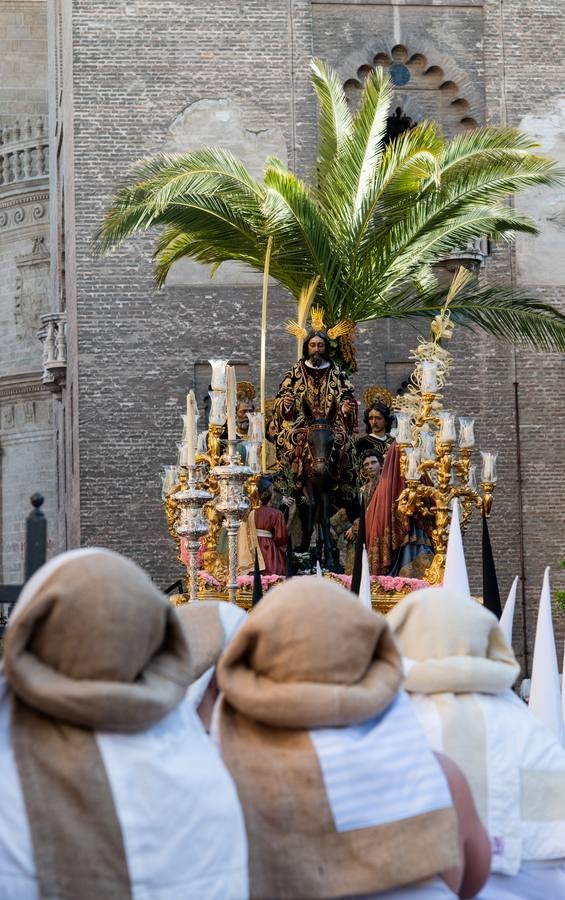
[273, 312, 358, 495]
[272, 308, 358, 565]
[356, 386, 396, 459]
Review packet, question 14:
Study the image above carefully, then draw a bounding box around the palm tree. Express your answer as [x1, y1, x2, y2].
[96, 59, 565, 363]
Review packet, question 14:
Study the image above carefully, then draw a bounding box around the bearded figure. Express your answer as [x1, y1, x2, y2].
[272, 328, 358, 502]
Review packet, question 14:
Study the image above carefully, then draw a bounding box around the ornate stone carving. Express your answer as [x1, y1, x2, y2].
[38, 313, 67, 395]
[24, 401, 35, 424]
[0, 194, 48, 232]
[14, 236, 50, 339]
[2, 405, 15, 429]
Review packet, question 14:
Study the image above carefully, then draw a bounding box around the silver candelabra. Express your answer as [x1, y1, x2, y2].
[174, 464, 212, 601]
[212, 440, 252, 603]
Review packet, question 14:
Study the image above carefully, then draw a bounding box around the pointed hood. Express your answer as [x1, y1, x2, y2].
[351, 496, 366, 595]
[499, 576, 519, 648]
[252, 549, 263, 606]
[482, 510, 502, 618]
[443, 499, 470, 599]
[529, 568, 565, 745]
[359, 545, 372, 610]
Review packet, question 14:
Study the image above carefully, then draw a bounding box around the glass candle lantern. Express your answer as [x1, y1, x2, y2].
[458, 416, 475, 448]
[438, 410, 456, 443]
[420, 361, 438, 394]
[247, 411, 264, 443]
[481, 451, 498, 483]
[395, 412, 413, 444]
[208, 390, 227, 426]
[419, 428, 436, 460]
[405, 447, 422, 480]
[208, 358, 228, 391]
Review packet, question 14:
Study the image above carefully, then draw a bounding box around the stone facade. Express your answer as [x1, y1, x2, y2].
[0, 1, 56, 582]
[40, 0, 564, 666]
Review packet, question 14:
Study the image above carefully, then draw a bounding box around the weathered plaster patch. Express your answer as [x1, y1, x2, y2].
[164, 98, 287, 287]
[515, 98, 565, 286]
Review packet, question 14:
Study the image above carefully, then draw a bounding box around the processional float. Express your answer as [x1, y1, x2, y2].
[162, 291, 497, 611]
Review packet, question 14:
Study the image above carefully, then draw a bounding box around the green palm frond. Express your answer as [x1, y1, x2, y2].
[346, 65, 392, 214]
[378, 285, 565, 352]
[95, 148, 266, 253]
[96, 58, 565, 356]
[310, 59, 353, 191]
[263, 165, 343, 315]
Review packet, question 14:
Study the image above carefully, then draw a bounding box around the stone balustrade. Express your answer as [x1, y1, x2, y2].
[435, 236, 490, 274]
[0, 117, 49, 187]
[38, 313, 66, 394]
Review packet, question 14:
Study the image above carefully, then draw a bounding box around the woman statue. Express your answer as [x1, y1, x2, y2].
[355, 387, 395, 459]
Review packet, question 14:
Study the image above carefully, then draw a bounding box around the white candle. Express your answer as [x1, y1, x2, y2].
[405, 447, 421, 480]
[419, 428, 436, 460]
[438, 410, 456, 443]
[458, 416, 475, 448]
[468, 465, 477, 490]
[186, 390, 197, 467]
[226, 365, 237, 442]
[395, 412, 413, 444]
[481, 451, 498, 483]
[420, 361, 438, 393]
[209, 358, 228, 391]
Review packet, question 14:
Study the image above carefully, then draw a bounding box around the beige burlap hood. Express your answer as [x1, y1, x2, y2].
[3, 547, 192, 900]
[387, 586, 520, 693]
[217, 577, 459, 899]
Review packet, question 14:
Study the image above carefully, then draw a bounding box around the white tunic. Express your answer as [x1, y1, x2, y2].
[0, 671, 249, 900]
[478, 861, 565, 899]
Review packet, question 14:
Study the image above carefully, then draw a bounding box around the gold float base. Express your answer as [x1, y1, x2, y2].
[169, 586, 409, 615]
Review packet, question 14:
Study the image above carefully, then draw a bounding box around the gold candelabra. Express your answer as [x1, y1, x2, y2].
[395, 388, 497, 585]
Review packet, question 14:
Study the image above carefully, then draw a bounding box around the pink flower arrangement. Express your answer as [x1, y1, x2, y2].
[197, 571, 222, 588]
[376, 575, 428, 592]
[236, 574, 285, 590]
[327, 573, 427, 593]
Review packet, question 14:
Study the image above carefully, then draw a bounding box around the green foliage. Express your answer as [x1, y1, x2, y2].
[556, 560, 565, 613]
[96, 60, 565, 355]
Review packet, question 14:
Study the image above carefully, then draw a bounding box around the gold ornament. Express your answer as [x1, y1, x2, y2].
[363, 385, 394, 411]
[286, 305, 355, 342]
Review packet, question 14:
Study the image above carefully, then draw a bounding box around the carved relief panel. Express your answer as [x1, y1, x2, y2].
[14, 235, 50, 340]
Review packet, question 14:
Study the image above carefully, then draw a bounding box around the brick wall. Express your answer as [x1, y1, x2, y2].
[56, 1, 563, 668]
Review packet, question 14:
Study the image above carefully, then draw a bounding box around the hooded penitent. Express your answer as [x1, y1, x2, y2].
[216, 577, 460, 899]
[388, 587, 565, 877]
[1, 548, 248, 900]
[175, 597, 248, 707]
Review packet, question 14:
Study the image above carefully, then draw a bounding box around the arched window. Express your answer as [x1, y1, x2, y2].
[343, 45, 478, 137]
